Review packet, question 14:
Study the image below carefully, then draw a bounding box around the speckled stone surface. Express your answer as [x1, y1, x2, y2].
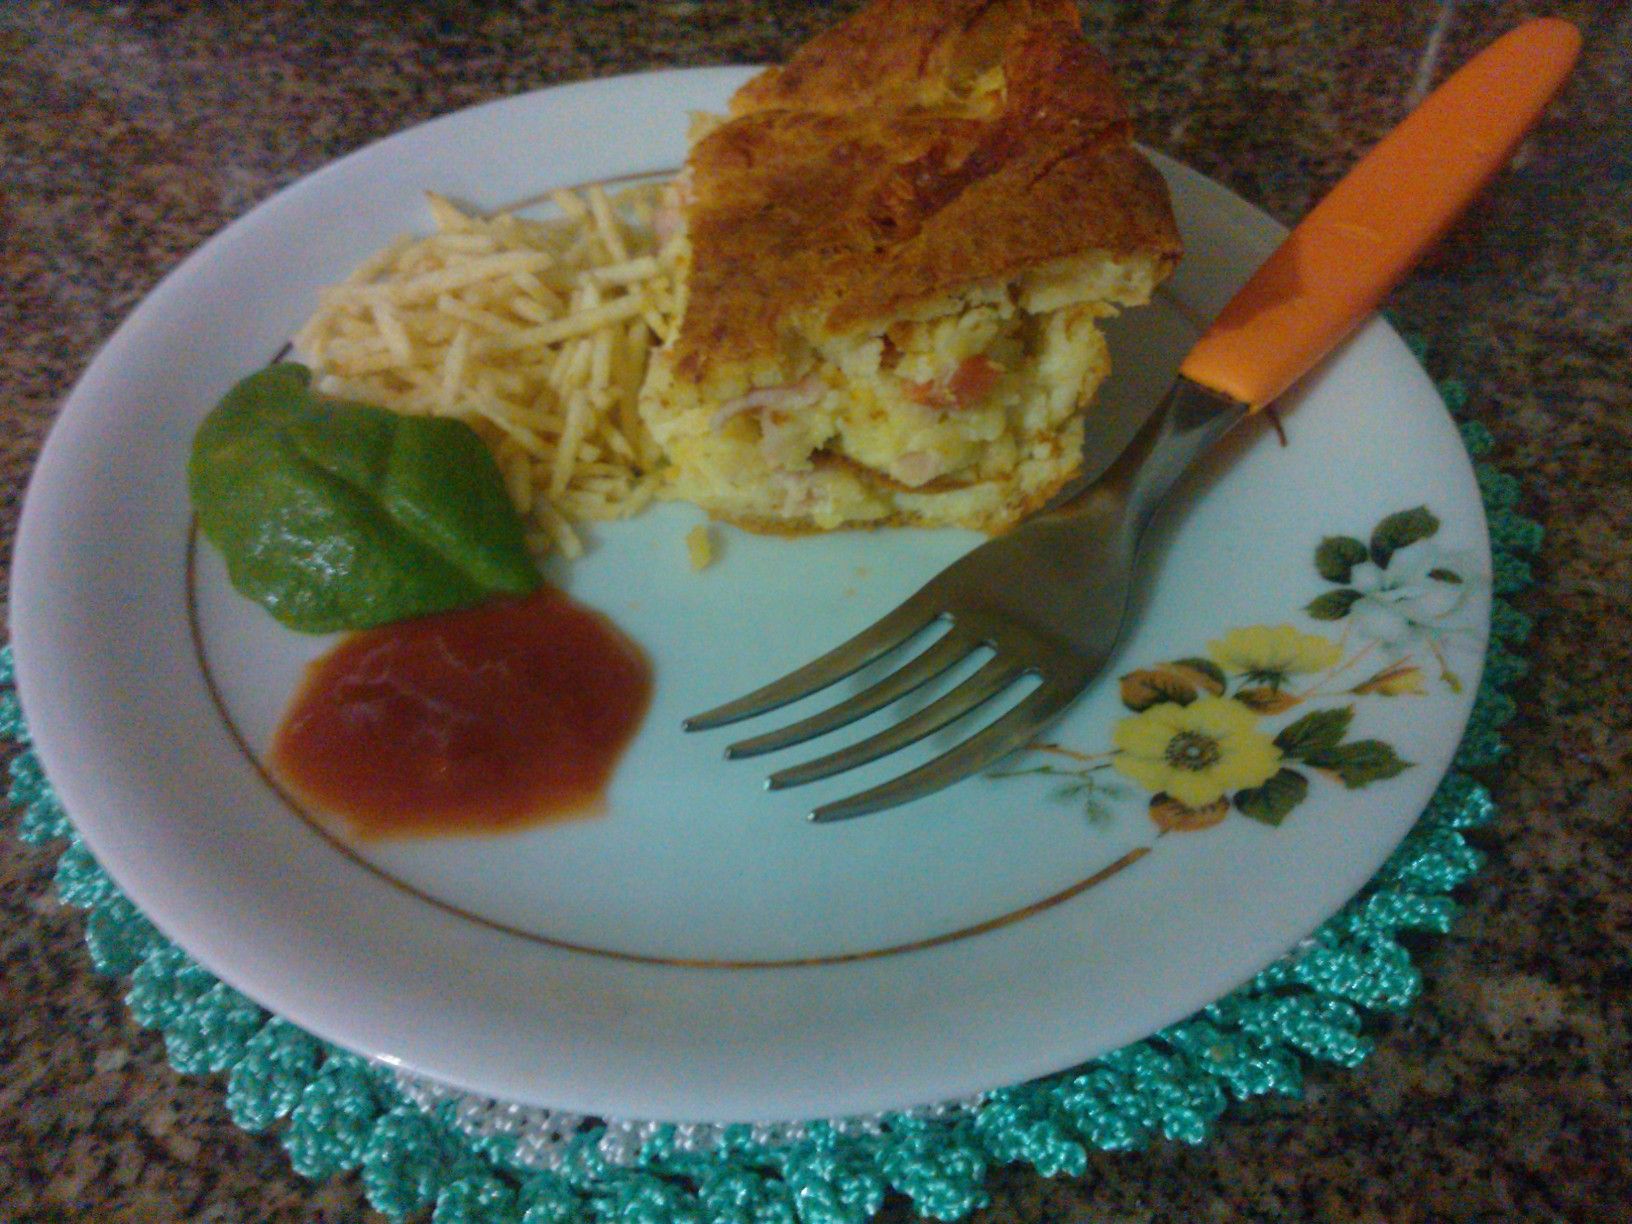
[2, 1, 1628, 1221]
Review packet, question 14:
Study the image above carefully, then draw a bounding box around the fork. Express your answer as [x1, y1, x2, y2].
[684, 18, 1580, 822]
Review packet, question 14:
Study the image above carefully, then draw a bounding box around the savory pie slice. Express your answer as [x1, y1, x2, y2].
[639, 0, 1182, 533]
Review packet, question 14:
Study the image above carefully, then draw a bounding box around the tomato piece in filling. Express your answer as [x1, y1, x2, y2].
[903, 354, 1004, 410]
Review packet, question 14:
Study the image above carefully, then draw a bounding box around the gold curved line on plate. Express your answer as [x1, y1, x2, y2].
[186, 164, 1159, 968]
[189, 525, 1151, 967]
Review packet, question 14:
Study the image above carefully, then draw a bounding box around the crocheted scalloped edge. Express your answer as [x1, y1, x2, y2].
[2, 365, 1537, 1224]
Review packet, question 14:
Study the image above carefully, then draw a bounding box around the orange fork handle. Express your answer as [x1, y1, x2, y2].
[1178, 17, 1581, 411]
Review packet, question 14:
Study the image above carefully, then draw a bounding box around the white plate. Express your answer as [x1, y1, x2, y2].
[10, 68, 1490, 1122]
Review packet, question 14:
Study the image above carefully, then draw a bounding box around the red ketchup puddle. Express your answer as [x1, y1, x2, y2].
[270, 588, 652, 839]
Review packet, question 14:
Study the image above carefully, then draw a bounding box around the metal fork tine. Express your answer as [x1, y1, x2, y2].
[809, 676, 1084, 823]
[684, 592, 941, 731]
[766, 655, 1025, 790]
[725, 628, 977, 759]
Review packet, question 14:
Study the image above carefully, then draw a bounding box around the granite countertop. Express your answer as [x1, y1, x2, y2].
[3, 2, 1628, 1220]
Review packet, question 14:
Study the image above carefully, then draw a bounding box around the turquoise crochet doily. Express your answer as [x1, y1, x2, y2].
[2, 367, 1539, 1224]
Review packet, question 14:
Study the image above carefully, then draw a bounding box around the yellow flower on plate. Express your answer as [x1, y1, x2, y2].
[1208, 623, 1342, 685]
[1112, 696, 1282, 810]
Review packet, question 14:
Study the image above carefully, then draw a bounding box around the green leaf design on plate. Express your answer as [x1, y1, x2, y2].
[1369, 505, 1440, 567]
[1304, 740, 1413, 788]
[1274, 706, 1354, 761]
[1315, 535, 1369, 583]
[988, 762, 1122, 824]
[1306, 589, 1363, 620]
[1234, 768, 1309, 826]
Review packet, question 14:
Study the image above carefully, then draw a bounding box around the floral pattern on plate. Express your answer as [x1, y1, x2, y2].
[997, 505, 1485, 833]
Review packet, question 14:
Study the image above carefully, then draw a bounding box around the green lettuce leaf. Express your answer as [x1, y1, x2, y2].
[189, 363, 540, 632]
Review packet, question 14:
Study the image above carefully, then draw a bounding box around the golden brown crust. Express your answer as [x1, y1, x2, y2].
[728, 0, 1081, 118]
[671, 0, 1181, 386]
